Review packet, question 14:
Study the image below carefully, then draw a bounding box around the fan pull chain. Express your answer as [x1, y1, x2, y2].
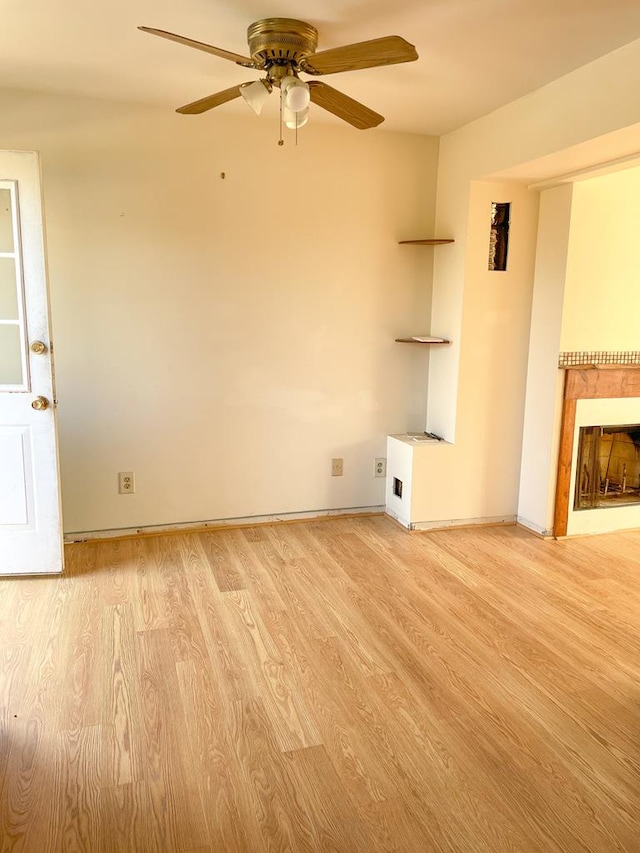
[278, 88, 284, 146]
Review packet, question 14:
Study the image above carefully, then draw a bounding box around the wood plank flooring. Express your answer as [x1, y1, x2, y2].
[1, 517, 640, 851]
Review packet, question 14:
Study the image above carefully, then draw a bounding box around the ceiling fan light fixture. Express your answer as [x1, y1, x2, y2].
[142, 19, 419, 132]
[281, 76, 311, 113]
[240, 78, 272, 114]
[284, 105, 309, 130]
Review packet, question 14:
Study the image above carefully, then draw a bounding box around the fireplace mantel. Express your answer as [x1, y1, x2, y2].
[554, 365, 640, 536]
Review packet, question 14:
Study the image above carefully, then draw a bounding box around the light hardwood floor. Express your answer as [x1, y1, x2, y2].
[1, 517, 640, 851]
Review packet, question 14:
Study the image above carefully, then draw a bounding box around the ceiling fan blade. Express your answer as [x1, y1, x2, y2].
[303, 36, 417, 75]
[308, 82, 383, 129]
[176, 85, 245, 115]
[139, 27, 255, 68]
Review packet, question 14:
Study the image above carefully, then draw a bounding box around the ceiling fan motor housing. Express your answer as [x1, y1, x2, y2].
[247, 18, 318, 69]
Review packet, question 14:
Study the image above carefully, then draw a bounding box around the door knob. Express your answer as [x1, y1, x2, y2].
[30, 340, 48, 355]
[31, 396, 49, 411]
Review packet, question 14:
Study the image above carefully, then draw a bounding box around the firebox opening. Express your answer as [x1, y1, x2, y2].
[574, 423, 640, 510]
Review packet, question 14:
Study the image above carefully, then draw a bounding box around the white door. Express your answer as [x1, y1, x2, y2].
[0, 150, 63, 574]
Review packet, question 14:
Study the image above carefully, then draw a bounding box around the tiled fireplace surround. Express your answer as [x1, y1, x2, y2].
[554, 361, 640, 537]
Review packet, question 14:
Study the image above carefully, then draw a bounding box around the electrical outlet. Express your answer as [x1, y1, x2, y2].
[118, 471, 135, 494]
[331, 457, 344, 477]
[374, 458, 386, 478]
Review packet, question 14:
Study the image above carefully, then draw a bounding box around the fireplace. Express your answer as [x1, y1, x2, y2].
[574, 424, 640, 509]
[554, 365, 640, 536]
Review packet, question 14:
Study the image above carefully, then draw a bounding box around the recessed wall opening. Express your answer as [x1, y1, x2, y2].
[575, 424, 640, 510]
[488, 201, 510, 271]
[393, 477, 403, 499]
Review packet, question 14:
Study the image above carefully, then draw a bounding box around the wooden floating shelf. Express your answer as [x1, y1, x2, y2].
[398, 239, 455, 245]
[395, 337, 450, 344]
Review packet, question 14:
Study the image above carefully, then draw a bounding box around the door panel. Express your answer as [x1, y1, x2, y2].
[0, 152, 63, 574]
[0, 426, 33, 525]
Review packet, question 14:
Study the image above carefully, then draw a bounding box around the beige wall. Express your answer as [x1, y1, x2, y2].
[414, 180, 540, 523]
[517, 185, 573, 535]
[516, 166, 640, 537]
[562, 166, 640, 351]
[432, 37, 640, 443]
[0, 88, 439, 533]
[418, 37, 640, 527]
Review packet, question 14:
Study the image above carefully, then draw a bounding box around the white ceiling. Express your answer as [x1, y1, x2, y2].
[2, 0, 640, 135]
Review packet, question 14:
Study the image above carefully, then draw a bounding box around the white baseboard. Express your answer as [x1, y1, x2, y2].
[64, 505, 385, 543]
[409, 515, 516, 532]
[516, 516, 554, 538]
[384, 508, 411, 529]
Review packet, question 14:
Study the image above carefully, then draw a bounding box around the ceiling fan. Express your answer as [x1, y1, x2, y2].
[138, 18, 418, 131]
